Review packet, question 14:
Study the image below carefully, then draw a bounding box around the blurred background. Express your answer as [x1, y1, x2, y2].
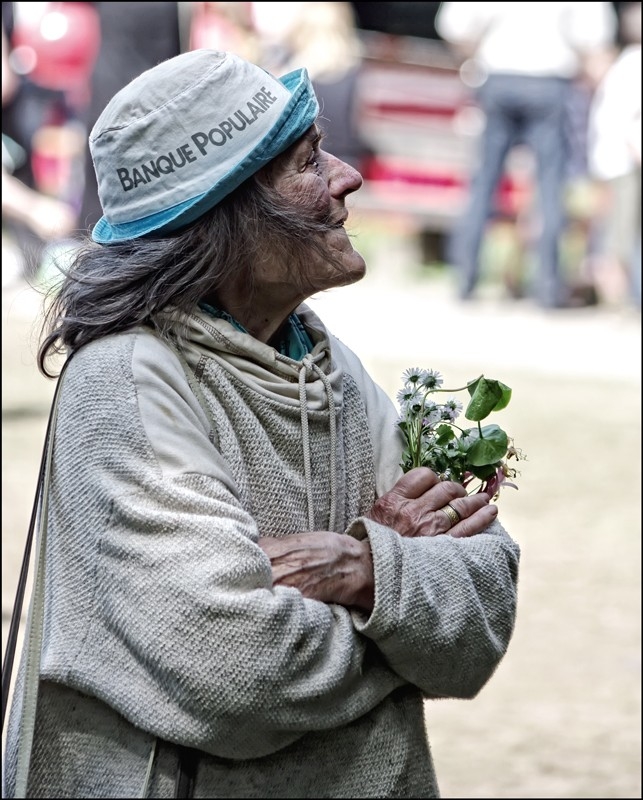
[2, 3, 641, 797]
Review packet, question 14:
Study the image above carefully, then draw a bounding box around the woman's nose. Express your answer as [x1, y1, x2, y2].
[327, 152, 363, 197]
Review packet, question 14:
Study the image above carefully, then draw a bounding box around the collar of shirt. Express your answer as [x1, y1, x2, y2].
[198, 302, 314, 361]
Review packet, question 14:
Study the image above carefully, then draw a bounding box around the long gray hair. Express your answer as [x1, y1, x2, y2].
[38, 169, 347, 378]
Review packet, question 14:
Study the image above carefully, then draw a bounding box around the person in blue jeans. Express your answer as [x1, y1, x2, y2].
[436, 2, 617, 308]
[452, 73, 572, 306]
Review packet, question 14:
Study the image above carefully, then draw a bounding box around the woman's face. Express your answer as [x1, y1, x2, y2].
[261, 125, 366, 296]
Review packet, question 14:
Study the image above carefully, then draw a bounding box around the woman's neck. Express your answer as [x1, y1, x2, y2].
[202, 288, 302, 345]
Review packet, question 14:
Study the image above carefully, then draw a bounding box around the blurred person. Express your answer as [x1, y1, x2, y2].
[189, 1, 260, 63]
[435, 1, 618, 309]
[2, 49, 520, 798]
[2, 1, 100, 191]
[2, 1, 67, 192]
[586, 1, 641, 309]
[1, 146, 77, 288]
[2, 159, 76, 244]
[276, 1, 374, 172]
[2, 9, 81, 285]
[77, 2, 185, 233]
[2, 2, 16, 103]
[249, 1, 305, 72]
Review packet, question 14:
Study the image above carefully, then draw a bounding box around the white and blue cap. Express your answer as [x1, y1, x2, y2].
[90, 49, 320, 243]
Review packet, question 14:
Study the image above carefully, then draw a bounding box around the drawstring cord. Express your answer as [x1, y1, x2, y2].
[297, 361, 315, 530]
[291, 353, 338, 532]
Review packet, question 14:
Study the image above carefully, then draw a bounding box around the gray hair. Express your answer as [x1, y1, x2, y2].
[38, 172, 348, 378]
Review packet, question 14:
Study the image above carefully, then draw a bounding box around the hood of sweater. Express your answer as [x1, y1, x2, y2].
[158, 302, 346, 531]
[158, 302, 344, 411]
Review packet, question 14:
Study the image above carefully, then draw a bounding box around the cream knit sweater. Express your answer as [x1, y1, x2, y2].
[4, 305, 520, 798]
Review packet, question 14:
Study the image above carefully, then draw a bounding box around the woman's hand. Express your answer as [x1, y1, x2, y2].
[258, 531, 374, 612]
[258, 468, 497, 612]
[366, 467, 498, 539]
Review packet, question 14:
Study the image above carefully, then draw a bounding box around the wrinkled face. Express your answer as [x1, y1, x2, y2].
[261, 125, 366, 296]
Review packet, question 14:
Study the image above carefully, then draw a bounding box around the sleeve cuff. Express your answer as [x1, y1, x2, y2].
[346, 517, 403, 641]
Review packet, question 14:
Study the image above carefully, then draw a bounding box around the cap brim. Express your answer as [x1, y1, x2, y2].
[92, 69, 319, 244]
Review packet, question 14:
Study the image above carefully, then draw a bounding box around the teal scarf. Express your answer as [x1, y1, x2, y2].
[199, 302, 314, 361]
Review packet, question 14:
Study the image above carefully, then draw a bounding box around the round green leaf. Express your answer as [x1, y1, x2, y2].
[464, 424, 508, 466]
[465, 378, 504, 421]
[469, 463, 498, 480]
[492, 381, 513, 411]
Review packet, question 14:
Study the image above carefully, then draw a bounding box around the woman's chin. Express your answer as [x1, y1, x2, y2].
[342, 252, 367, 285]
[331, 231, 367, 283]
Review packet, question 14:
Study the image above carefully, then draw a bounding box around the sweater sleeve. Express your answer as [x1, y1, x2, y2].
[347, 517, 520, 699]
[331, 336, 520, 698]
[42, 333, 405, 762]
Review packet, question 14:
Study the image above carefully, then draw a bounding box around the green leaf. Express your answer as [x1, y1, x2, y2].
[465, 377, 512, 420]
[464, 424, 508, 466]
[469, 463, 498, 480]
[435, 424, 456, 446]
[492, 381, 513, 411]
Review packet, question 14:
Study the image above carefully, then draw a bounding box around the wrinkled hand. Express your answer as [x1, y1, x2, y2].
[258, 531, 374, 612]
[366, 467, 498, 539]
[258, 468, 497, 612]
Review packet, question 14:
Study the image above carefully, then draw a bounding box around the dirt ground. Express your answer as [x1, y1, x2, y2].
[2, 239, 641, 798]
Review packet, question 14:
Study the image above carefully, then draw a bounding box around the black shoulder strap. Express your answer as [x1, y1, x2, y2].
[2, 350, 198, 798]
[175, 745, 199, 799]
[1, 356, 71, 732]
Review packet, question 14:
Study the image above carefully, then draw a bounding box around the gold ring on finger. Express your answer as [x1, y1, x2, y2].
[439, 503, 461, 527]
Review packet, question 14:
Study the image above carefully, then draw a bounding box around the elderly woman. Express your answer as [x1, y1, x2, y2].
[3, 50, 520, 798]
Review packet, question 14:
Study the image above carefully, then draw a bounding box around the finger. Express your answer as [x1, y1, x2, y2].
[449, 504, 499, 538]
[417, 480, 468, 511]
[389, 467, 441, 499]
[447, 492, 491, 521]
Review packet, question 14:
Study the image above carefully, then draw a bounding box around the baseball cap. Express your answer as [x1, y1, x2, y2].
[90, 49, 319, 244]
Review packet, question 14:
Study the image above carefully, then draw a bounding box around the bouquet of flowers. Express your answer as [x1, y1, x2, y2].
[396, 368, 525, 500]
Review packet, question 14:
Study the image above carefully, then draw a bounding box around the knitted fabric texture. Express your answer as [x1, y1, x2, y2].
[3, 304, 520, 798]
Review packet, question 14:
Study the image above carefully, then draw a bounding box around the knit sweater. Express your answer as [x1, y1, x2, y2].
[3, 304, 520, 798]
